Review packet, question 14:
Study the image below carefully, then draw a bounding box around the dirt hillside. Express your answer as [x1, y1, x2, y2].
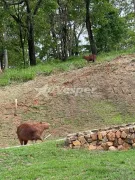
[0, 54, 135, 147]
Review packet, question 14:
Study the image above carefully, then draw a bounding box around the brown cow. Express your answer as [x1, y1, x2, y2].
[83, 54, 96, 62]
[16, 122, 50, 145]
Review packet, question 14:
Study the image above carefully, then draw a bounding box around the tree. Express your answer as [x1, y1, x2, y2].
[84, 0, 97, 54]
[67, 0, 85, 56]
[0, 2, 8, 70]
[2, 0, 44, 66]
[0, 0, 132, 68]
[47, 0, 86, 60]
[92, 0, 126, 52]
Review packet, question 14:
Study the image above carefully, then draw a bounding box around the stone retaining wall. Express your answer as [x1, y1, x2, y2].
[65, 123, 135, 151]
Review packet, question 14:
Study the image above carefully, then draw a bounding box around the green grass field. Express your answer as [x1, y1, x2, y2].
[0, 141, 135, 180]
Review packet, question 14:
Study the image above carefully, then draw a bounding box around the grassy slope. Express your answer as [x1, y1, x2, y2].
[1, 50, 135, 146]
[22, 98, 135, 135]
[0, 48, 135, 86]
[0, 141, 135, 180]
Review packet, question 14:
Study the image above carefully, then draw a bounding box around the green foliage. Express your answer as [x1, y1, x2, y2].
[0, 75, 10, 86]
[1, 141, 135, 179]
[0, 69, 35, 86]
[8, 69, 35, 82]
[0, 0, 134, 66]
[92, 1, 127, 52]
[97, 48, 135, 62]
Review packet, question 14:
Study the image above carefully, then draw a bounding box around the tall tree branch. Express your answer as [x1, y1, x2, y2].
[2, 0, 26, 28]
[33, 0, 43, 15]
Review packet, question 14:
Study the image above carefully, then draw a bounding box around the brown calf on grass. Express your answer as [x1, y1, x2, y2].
[16, 122, 50, 145]
[83, 54, 96, 62]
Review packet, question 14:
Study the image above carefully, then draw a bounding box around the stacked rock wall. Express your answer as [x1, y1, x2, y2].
[65, 123, 135, 151]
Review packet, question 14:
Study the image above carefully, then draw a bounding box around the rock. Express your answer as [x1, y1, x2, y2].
[69, 144, 73, 148]
[68, 136, 77, 141]
[101, 131, 107, 137]
[78, 136, 87, 145]
[84, 134, 92, 143]
[83, 130, 92, 135]
[87, 138, 92, 143]
[88, 145, 96, 150]
[109, 146, 117, 151]
[96, 145, 104, 150]
[121, 131, 127, 139]
[106, 142, 113, 147]
[129, 128, 134, 133]
[118, 145, 125, 151]
[91, 141, 97, 146]
[72, 140, 81, 146]
[97, 140, 102, 145]
[131, 133, 135, 139]
[102, 136, 108, 143]
[125, 134, 134, 144]
[118, 138, 124, 145]
[125, 138, 133, 144]
[67, 124, 135, 151]
[115, 130, 121, 138]
[101, 143, 109, 150]
[132, 143, 135, 148]
[123, 142, 131, 150]
[98, 132, 103, 140]
[91, 133, 98, 141]
[84, 134, 91, 139]
[77, 132, 84, 137]
[112, 129, 117, 133]
[113, 138, 118, 147]
[65, 138, 71, 145]
[91, 129, 98, 133]
[83, 143, 89, 148]
[107, 132, 115, 141]
[123, 128, 129, 134]
[120, 128, 125, 131]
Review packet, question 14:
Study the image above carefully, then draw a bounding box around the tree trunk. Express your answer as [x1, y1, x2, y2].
[0, 51, 4, 71]
[19, 25, 26, 67]
[85, 0, 97, 54]
[27, 23, 36, 66]
[58, 0, 68, 61]
[50, 14, 59, 59]
[74, 25, 79, 56]
[4, 49, 8, 69]
[3, 29, 8, 69]
[133, 0, 135, 13]
[25, 1, 36, 66]
[51, 32, 58, 59]
[133, 0, 135, 29]
[61, 25, 68, 60]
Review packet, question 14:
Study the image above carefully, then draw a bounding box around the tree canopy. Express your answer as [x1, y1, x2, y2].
[0, 0, 134, 68]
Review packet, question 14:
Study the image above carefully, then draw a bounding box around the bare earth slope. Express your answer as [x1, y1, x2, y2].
[0, 54, 135, 147]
